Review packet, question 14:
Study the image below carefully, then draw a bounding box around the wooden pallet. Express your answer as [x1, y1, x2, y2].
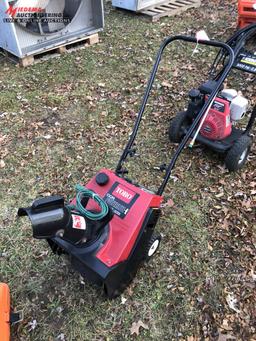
[140, 0, 201, 22]
[1, 33, 99, 67]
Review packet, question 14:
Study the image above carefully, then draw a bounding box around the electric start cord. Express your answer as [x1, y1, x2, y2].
[68, 184, 109, 221]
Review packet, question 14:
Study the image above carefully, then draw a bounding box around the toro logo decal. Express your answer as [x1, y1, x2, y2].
[114, 185, 135, 204]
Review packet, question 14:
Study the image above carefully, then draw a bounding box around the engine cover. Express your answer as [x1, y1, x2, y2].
[200, 97, 232, 140]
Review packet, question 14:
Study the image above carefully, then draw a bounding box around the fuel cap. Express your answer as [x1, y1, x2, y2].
[96, 172, 109, 186]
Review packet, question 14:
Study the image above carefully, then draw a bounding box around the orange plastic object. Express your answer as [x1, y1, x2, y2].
[238, 0, 256, 18]
[0, 283, 11, 341]
[238, 0, 256, 28]
[238, 16, 256, 28]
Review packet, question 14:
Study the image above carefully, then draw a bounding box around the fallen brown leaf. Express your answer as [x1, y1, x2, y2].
[166, 198, 175, 207]
[218, 332, 236, 341]
[0, 159, 5, 168]
[161, 81, 172, 88]
[130, 320, 149, 336]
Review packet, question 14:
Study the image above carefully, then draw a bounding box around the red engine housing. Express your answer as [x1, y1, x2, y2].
[84, 169, 163, 267]
[200, 97, 232, 140]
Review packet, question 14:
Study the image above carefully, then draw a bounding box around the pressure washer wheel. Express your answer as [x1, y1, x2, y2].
[145, 234, 161, 260]
[169, 111, 189, 143]
[224, 135, 253, 171]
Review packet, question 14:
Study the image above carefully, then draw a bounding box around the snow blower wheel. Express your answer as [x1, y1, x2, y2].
[145, 234, 162, 260]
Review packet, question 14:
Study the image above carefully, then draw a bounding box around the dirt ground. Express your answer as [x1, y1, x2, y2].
[0, 0, 255, 340]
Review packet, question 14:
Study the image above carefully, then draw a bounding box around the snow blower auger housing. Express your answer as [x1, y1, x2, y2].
[169, 24, 256, 172]
[19, 36, 235, 298]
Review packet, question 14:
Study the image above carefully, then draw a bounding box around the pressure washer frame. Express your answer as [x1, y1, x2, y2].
[210, 23, 256, 77]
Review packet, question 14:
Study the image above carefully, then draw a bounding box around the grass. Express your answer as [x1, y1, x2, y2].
[0, 1, 255, 340]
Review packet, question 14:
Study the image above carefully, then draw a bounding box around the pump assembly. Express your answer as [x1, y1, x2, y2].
[18, 25, 255, 298]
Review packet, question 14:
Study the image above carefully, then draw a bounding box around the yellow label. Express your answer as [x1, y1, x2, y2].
[241, 58, 256, 66]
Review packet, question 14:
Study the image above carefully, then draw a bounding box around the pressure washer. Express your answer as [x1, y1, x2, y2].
[169, 24, 256, 171]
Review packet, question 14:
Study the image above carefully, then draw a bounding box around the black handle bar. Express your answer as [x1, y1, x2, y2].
[211, 23, 256, 78]
[115, 35, 235, 195]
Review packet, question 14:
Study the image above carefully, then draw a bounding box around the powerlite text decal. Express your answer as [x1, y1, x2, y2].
[104, 182, 139, 218]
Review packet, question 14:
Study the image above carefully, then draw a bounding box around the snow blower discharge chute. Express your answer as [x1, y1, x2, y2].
[18, 26, 256, 298]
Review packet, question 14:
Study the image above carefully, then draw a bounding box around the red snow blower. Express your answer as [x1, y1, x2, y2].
[19, 35, 235, 298]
